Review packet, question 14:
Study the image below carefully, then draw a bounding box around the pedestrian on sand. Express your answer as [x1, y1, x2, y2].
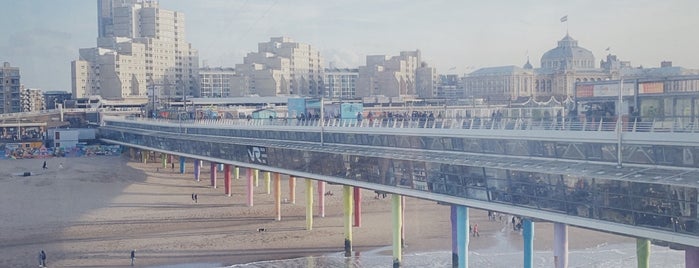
[42, 160, 47, 169]
[171, 162, 175, 170]
[191, 193, 195, 202]
[40, 249, 46, 267]
[130, 249, 136, 266]
[194, 194, 198, 203]
[473, 223, 480, 237]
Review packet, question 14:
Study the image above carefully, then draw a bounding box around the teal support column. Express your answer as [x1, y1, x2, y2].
[179, 157, 186, 174]
[523, 219, 534, 268]
[392, 194, 403, 267]
[456, 206, 468, 268]
[636, 238, 650, 268]
[343, 185, 353, 257]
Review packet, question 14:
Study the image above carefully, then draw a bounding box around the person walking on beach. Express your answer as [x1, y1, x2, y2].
[130, 249, 136, 266]
[171, 162, 175, 170]
[39, 249, 46, 267]
[191, 193, 195, 202]
[194, 194, 198, 203]
[472, 223, 480, 237]
[42, 161, 47, 169]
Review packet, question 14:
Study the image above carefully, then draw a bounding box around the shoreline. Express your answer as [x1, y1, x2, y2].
[0, 155, 676, 267]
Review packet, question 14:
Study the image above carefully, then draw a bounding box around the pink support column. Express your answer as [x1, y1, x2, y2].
[353, 187, 362, 227]
[210, 162, 217, 188]
[224, 164, 231, 196]
[318, 180, 326, 217]
[246, 167, 254, 207]
[274, 173, 281, 221]
[687, 246, 699, 268]
[289, 176, 296, 204]
[401, 196, 405, 248]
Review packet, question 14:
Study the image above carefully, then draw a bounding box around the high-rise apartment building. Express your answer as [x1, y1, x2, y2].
[356, 50, 436, 98]
[73, 0, 199, 100]
[234, 37, 323, 97]
[21, 88, 45, 112]
[0, 62, 21, 113]
[199, 67, 241, 97]
[324, 68, 358, 100]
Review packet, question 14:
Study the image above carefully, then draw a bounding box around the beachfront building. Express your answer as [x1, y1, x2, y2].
[356, 50, 438, 99]
[44, 91, 72, 109]
[234, 37, 324, 97]
[464, 34, 699, 104]
[0, 62, 21, 113]
[72, 0, 199, 100]
[324, 68, 358, 100]
[199, 67, 241, 98]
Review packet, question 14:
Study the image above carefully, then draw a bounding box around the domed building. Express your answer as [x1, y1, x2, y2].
[464, 33, 612, 103]
[535, 34, 609, 98]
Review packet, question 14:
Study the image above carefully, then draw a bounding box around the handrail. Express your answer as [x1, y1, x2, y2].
[109, 115, 699, 133]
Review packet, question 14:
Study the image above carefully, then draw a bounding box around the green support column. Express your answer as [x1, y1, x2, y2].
[142, 150, 148, 163]
[265, 171, 271, 194]
[161, 154, 167, 168]
[254, 169, 260, 187]
[392, 194, 403, 267]
[637, 238, 650, 268]
[343, 185, 353, 257]
[234, 166, 240, 180]
[305, 178, 313, 230]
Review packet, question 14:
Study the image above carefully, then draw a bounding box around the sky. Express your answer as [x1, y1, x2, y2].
[1, 0, 698, 91]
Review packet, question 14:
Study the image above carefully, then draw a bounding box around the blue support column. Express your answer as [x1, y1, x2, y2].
[523, 219, 534, 268]
[456, 206, 469, 268]
[179, 157, 186, 174]
[451, 206, 458, 267]
[193, 160, 200, 181]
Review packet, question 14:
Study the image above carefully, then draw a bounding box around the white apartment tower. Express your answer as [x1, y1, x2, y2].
[356, 50, 436, 98]
[72, 0, 199, 100]
[234, 37, 323, 97]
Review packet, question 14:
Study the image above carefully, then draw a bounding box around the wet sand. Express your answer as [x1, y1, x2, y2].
[0, 155, 634, 267]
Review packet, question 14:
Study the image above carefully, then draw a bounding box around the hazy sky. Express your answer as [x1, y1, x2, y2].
[1, 0, 698, 91]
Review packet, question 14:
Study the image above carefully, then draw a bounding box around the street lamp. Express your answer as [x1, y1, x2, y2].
[616, 72, 623, 168]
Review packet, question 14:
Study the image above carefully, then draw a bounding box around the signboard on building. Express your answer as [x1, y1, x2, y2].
[592, 83, 634, 97]
[639, 82, 664, 94]
[576, 85, 594, 97]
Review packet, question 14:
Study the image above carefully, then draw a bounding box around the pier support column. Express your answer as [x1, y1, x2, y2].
[210, 162, 217, 188]
[234, 166, 240, 180]
[686, 246, 699, 268]
[193, 159, 200, 181]
[455, 206, 469, 268]
[161, 154, 167, 168]
[264, 171, 271, 194]
[353, 187, 362, 227]
[167, 154, 172, 164]
[305, 178, 314, 230]
[246, 168, 254, 207]
[401, 196, 406, 248]
[553, 223, 568, 268]
[289, 176, 296, 204]
[392, 194, 403, 267]
[274, 173, 281, 221]
[254, 169, 259, 187]
[343, 185, 353, 257]
[179, 157, 186, 174]
[218, 163, 224, 172]
[129, 148, 135, 160]
[142, 150, 148, 163]
[637, 238, 650, 268]
[523, 219, 534, 268]
[223, 164, 231, 196]
[318, 181, 326, 217]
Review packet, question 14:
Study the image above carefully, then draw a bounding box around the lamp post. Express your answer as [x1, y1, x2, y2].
[320, 94, 325, 146]
[616, 73, 623, 168]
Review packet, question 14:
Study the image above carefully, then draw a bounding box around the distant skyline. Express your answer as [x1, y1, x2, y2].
[1, 0, 698, 91]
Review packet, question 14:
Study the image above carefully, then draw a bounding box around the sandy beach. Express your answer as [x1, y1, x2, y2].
[0, 154, 639, 267]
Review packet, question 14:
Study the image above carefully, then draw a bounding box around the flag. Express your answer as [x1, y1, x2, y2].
[560, 15, 568, 22]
